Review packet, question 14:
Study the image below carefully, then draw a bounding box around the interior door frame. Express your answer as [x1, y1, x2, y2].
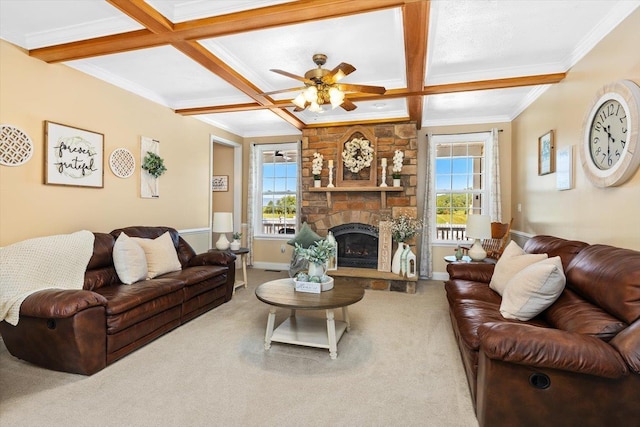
[209, 135, 242, 249]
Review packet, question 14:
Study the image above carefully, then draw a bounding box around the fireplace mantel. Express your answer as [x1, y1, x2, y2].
[309, 186, 402, 208]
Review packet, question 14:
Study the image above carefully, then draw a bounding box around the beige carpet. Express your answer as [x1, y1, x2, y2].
[0, 269, 477, 427]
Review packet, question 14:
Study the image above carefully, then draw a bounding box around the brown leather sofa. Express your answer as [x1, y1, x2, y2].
[0, 226, 236, 375]
[445, 235, 640, 427]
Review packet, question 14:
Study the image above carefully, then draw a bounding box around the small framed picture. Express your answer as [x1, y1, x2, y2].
[212, 175, 228, 192]
[538, 130, 555, 176]
[45, 121, 104, 188]
[556, 145, 574, 191]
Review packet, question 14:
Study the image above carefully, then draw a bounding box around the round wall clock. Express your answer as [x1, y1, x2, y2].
[579, 79, 640, 187]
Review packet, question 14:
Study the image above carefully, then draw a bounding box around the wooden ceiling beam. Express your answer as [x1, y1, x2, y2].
[402, 0, 430, 128]
[107, 0, 174, 34]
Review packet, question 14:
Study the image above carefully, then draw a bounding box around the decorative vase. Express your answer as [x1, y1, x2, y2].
[391, 242, 405, 275]
[308, 262, 326, 278]
[230, 240, 241, 251]
[393, 178, 401, 187]
[314, 179, 321, 188]
[455, 246, 463, 261]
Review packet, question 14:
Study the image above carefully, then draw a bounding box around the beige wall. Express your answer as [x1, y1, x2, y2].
[512, 8, 640, 250]
[0, 40, 240, 246]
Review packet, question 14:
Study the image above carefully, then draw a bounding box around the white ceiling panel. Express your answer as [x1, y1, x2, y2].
[66, 46, 254, 109]
[144, 0, 296, 23]
[0, 0, 142, 49]
[197, 109, 302, 139]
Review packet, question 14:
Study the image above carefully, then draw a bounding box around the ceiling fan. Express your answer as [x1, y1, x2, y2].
[262, 54, 386, 112]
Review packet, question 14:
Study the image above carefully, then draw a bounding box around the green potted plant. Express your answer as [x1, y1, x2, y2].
[294, 239, 336, 279]
[230, 232, 242, 250]
[141, 152, 167, 178]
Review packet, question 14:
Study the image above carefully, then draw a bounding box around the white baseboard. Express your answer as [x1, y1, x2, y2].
[252, 262, 290, 271]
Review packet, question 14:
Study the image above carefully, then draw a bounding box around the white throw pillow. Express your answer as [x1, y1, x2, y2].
[489, 241, 548, 295]
[500, 256, 566, 321]
[113, 232, 148, 284]
[132, 232, 182, 279]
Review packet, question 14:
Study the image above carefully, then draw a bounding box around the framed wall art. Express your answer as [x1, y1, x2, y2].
[538, 130, 555, 176]
[45, 121, 104, 188]
[556, 145, 574, 191]
[212, 175, 228, 192]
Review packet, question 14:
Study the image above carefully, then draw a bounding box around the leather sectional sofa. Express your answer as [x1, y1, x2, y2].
[0, 226, 236, 375]
[445, 235, 640, 427]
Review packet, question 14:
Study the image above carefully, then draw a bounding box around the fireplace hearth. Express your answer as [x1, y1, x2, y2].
[330, 223, 378, 269]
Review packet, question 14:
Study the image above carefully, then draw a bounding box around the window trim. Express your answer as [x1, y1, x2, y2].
[253, 142, 299, 240]
[431, 132, 493, 244]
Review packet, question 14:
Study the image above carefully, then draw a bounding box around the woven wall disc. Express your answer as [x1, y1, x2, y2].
[0, 124, 34, 166]
[109, 148, 135, 178]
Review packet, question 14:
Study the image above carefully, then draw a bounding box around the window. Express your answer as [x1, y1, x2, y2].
[253, 143, 299, 238]
[432, 132, 491, 243]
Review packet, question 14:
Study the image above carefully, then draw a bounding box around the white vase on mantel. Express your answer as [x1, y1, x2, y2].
[393, 178, 401, 187]
[391, 242, 405, 275]
[314, 179, 321, 188]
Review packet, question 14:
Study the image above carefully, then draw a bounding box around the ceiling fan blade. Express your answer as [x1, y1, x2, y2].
[337, 83, 386, 95]
[259, 86, 307, 96]
[340, 98, 357, 111]
[270, 69, 313, 84]
[325, 62, 356, 83]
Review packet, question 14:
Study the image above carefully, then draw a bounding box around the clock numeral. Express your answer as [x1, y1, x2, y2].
[594, 121, 602, 132]
[595, 146, 602, 155]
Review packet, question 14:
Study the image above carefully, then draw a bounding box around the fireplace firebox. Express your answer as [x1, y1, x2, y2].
[330, 223, 378, 269]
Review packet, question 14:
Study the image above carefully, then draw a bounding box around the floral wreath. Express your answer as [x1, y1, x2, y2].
[342, 137, 374, 173]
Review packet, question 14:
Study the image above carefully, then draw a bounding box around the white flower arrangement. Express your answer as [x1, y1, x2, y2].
[312, 152, 323, 180]
[342, 137, 374, 173]
[392, 150, 404, 179]
[388, 214, 424, 242]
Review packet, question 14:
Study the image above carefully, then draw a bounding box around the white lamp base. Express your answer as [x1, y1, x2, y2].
[215, 234, 230, 250]
[468, 239, 487, 261]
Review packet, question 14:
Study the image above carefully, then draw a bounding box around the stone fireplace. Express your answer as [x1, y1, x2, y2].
[330, 223, 378, 269]
[299, 122, 419, 292]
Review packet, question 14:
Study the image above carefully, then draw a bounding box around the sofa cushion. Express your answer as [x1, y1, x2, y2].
[113, 233, 148, 285]
[445, 280, 502, 307]
[500, 256, 565, 321]
[132, 232, 182, 279]
[544, 288, 627, 341]
[523, 235, 589, 270]
[489, 241, 547, 295]
[566, 244, 640, 325]
[287, 222, 323, 249]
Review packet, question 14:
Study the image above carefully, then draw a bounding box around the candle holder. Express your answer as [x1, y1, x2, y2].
[380, 159, 388, 187]
[327, 165, 335, 187]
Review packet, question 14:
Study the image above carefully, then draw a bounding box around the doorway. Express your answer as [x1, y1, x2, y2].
[210, 136, 242, 249]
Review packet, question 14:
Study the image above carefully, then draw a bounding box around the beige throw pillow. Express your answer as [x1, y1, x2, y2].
[132, 232, 182, 279]
[113, 232, 148, 284]
[500, 256, 566, 321]
[489, 241, 548, 295]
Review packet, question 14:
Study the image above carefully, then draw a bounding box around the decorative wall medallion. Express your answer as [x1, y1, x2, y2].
[0, 124, 34, 166]
[109, 148, 135, 178]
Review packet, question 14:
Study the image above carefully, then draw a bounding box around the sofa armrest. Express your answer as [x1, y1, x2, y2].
[20, 289, 107, 319]
[188, 250, 236, 267]
[478, 322, 629, 379]
[446, 263, 494, 283]
[611, 321, 640, 374]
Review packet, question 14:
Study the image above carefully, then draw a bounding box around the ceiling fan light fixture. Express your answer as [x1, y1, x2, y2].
[329, 86, 345, 109]
[303, 86, 318, 102]
[292, 93, 307, 109]
[308, 101, 323, 113]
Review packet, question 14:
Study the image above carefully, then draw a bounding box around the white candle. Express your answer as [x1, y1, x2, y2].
[328, 159, 333, 168]
[381, 158, 387, 167]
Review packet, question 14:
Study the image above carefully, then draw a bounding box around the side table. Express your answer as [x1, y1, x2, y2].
[210, 247, 249, 294]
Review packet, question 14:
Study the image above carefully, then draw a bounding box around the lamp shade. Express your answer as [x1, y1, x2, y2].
[466, 214, 491, 239]
[212, 212, 233, 233]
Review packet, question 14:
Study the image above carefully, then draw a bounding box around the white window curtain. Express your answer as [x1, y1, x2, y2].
[246, 144, 257, 266]
[296, 140, 302, 229]
[488, 128, 502, 222]
[419, 132, 434, 279]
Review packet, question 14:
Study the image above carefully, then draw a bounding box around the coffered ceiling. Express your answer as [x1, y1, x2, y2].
[1, 0, 638, 138]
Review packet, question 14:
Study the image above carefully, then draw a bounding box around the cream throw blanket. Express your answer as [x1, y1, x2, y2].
[0, 230, 95, 326]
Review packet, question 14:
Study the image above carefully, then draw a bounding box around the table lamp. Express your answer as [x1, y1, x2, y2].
[466, 214, 491, 261]
[212, 212, 233, 250]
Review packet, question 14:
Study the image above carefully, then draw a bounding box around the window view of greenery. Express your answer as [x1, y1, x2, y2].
[435, 141, 485, 241]
[261, 148, 298, 235]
